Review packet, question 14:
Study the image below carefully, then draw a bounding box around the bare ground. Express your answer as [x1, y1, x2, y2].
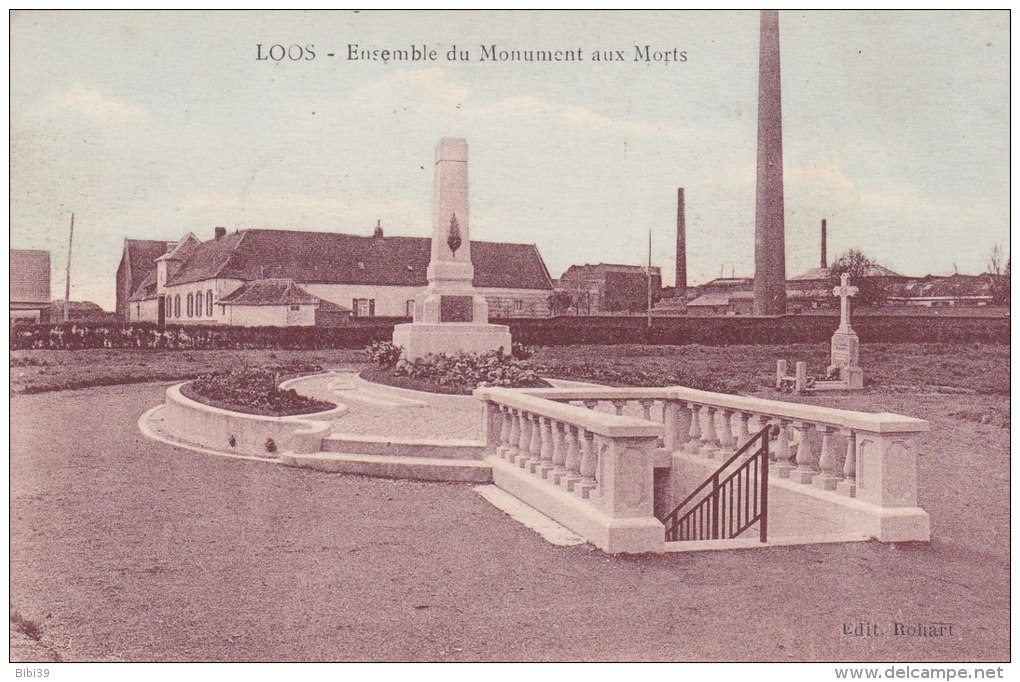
[8, 345, 1010, 661]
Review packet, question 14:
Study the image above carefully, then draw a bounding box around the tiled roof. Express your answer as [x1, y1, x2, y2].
[165, 229, 553, 291]
[127, 271, 158, 301]
[217, 279, 341, 307]
[125, 239, 172, 284]
[688, 292, 732, 307]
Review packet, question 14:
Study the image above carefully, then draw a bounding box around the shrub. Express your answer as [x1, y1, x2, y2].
[393, 349, 544, 390]
[511, 341, 533, 360]
[367, 341, 403, 367]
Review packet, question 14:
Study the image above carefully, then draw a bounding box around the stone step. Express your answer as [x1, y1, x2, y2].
[280, 451, 492, 483]
[328, 388, 426, 409]
[349, 373, 473, 408]
[321, 433, 486, 460]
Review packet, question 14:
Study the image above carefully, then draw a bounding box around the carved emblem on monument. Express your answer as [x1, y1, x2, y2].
[447, 213, 462, 255]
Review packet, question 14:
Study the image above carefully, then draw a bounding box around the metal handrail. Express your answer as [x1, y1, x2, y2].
[661, 424, 772, 543]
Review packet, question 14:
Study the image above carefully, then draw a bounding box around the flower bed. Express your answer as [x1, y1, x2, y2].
[364, 343, 549, 395]
[182, 366, 334, 416]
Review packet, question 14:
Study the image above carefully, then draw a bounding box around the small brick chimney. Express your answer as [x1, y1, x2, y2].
[215, 226, 226, 240]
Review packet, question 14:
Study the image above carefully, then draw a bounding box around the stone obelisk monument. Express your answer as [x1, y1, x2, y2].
[392, 137, 511, 360]
[752, 9, 787, 316]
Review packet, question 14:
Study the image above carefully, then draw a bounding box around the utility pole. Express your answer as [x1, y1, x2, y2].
[64, 212, 74, 322]
[646, 229, 653, 329]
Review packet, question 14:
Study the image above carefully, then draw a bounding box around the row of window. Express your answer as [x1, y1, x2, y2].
[349, 298, 525, 317]
[169, 290, 214, 319]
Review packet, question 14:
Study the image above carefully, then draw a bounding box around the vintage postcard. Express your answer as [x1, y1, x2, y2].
[9, 10, 1009, 671]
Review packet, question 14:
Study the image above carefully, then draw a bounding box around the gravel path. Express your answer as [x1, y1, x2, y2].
[287, 372, 484, 441]
[10, 382, 1009, 662]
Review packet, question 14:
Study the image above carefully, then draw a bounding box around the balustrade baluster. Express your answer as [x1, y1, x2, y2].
[583, 399, 599, 413]
[551, 420, 568, 484]
[495, 406, 512, 459]
[674, 402, 693, 453]
[611, 399, 627, 416]
[537, 416, 555, 477]
[578, 430, 598, 498]
[505, 409, 521, 463]
[516, 412, 534, 468]
[700, 406, 719, 458]
[716, 409, 735, 452]
[735, 411, 751, 448]
[639, 399, 654, 421]
[814, 425, 840, 490]
[526, 413, 543, 473]
[836, 430, 857, 497]
[790, 421, 819, 484]
[772, 419, 794, 477]
[563, 424, 582, 491]
[685, 402, 702, 454]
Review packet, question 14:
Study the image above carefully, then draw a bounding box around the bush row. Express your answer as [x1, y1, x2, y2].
[10, 321, 395, 350]
[9, 312, 1008, 350]
[502, 314, 1009, 346]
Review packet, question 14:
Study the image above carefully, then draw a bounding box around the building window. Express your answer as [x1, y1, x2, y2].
[207, 290, 213, 316]
[353, 298, 374, 317]
[174, 295, 180, 318]
[290, 305, 301, 311]
[406, 300, 415, 317]
[187, 293, 194, 317]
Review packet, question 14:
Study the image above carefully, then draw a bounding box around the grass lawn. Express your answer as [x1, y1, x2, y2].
[11, 342, 1009, 397]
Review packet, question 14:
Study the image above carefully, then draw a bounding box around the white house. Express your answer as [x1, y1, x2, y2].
[120, 226, 554, 326]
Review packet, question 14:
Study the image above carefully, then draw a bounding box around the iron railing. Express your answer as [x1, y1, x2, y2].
[661, 425, 772, 543]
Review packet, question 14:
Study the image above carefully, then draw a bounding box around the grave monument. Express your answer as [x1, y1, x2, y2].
[827, 273, 863, 389]
[392, 137, 512, 361]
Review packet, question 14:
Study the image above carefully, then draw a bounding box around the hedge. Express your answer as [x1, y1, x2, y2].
[9, 312, 1008, 350]
[9, 320, 397, 350]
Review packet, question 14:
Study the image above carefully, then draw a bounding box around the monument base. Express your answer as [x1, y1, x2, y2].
[393, 322, 512, 361]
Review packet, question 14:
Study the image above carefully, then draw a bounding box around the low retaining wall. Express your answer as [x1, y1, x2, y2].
[161, 383, 343, 458]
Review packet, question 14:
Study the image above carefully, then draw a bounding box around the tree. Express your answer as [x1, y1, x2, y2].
[828, 249, 887, 307]
[988, 244, 1006, 276]
[991, 262, 1010, 307]
[547, 289, 573, 316]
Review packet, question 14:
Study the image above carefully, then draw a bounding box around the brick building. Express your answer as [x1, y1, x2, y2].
[556, 263, 663, 315]
[10, 249, 51, 321]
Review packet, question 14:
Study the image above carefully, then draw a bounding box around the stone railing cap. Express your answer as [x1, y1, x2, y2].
[475, 387, 662, 438]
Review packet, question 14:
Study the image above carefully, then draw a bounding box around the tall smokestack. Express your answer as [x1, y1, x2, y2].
[821, 219, 827, 268]
[675, 187, 687, 298]
[752, 9, 787, 316]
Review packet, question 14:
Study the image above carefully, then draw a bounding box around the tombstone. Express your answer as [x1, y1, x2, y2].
[827, 273, 864, 389]
[392, 138, 512, 360]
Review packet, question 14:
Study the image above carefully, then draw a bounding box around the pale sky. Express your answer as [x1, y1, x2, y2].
[10, 10, 1010, 311]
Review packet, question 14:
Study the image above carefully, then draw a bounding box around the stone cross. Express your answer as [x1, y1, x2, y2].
[833, 273, 858, 330]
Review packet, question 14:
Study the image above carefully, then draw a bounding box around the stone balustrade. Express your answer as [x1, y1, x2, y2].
[476, 387, 665, 553]
[476, 385, 930, 551]
[656, 387, 928, 509]
[522, 386, 928, 509]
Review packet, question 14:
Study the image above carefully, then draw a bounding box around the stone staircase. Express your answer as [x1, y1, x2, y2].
[278, 370, 492, 482]
[280, 433, 491, 482]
